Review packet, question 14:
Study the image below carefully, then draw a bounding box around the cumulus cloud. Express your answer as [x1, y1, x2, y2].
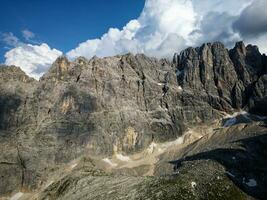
[22, 29, 35, 41]
[233, 0, 267, 38]
[67, 0, 196, 59]
[67, 0, 265, 60]
[5, 43, 62, 79]
[1, 31, 62, 79]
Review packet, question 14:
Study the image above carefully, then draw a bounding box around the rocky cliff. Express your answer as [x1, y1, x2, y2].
[0, 41, 266, 199]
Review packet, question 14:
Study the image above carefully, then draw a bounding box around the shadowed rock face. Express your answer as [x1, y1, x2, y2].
[173, 41, 266, 113]
[0, 42, 266, 198]
[0, 66, 37, 130]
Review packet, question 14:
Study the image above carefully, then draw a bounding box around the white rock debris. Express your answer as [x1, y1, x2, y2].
[147, 142, 157, 154]
[191, 182, 197, 188]
[102, 158, 118, 167]
[10, 192, 24, 200]
[45, 181, 54, 188]
[71, 163, 78, 169]
[115, 154, 131, 162]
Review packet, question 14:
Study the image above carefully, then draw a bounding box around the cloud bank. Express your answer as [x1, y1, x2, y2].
[3, 0, 267, 79]
[67, 0, 265, 60]
[5, 43, 62, 79]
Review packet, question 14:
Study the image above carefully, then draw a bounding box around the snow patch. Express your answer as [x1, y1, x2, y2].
[254, 115, 267, 120]
[10, 192, 24, 200]
[223, 110, 250, 127]
[115, 154, 131, 162]
[226, 171, 235, 178]
[157, 83, 164, 86]
[102, 158, 118, 167]
[224, 110, 249, 118]
[245, 179, 257, 187]
[224, 117, 237, 127]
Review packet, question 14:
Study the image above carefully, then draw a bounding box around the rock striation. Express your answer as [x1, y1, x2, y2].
[173, 41, 266, 114]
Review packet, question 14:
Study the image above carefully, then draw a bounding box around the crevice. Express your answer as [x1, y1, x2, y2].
[0, 161, 17, 165]
[76, 74, 81, 82]
[16, 147, 26, 188]
[141, 74, 148, 112]
[94, 78, 98, 94]
[162, 84, 169, 97]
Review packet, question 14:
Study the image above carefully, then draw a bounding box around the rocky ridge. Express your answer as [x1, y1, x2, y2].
[0, 41, 266, 199]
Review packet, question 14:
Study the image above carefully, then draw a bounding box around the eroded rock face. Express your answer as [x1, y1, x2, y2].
[0, 42, 266, 196]
[173, 41, 267, 113]
[31, 54, 185, 156]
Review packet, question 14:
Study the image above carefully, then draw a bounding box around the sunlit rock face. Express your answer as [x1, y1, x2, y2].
[0, 42, 266, 198]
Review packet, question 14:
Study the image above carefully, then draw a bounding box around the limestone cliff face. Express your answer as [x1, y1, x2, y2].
[0, 42, 266, 195]
[28, 54, 184, 156]
[173, 41, 266, 113]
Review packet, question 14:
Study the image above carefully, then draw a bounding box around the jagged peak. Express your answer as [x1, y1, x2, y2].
[74, 56, 89, 65]
[246, 44, 261, 55]
[53, 55, 70, 65]
[231, 41, 246, 55]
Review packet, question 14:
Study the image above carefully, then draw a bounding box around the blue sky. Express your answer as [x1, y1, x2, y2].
[0, 0, 144, 62]
[1, 0, 267, 79]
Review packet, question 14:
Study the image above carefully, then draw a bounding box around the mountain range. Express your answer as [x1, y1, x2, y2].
[0, 41, 266, 200]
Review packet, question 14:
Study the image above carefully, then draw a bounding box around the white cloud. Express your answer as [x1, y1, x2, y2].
[5, 43, 62, 79]
[67, 0, 196, 59]
[67, 0, 263, 60]
[22, 29, 35, 41]
[2, 31, 62, 79]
